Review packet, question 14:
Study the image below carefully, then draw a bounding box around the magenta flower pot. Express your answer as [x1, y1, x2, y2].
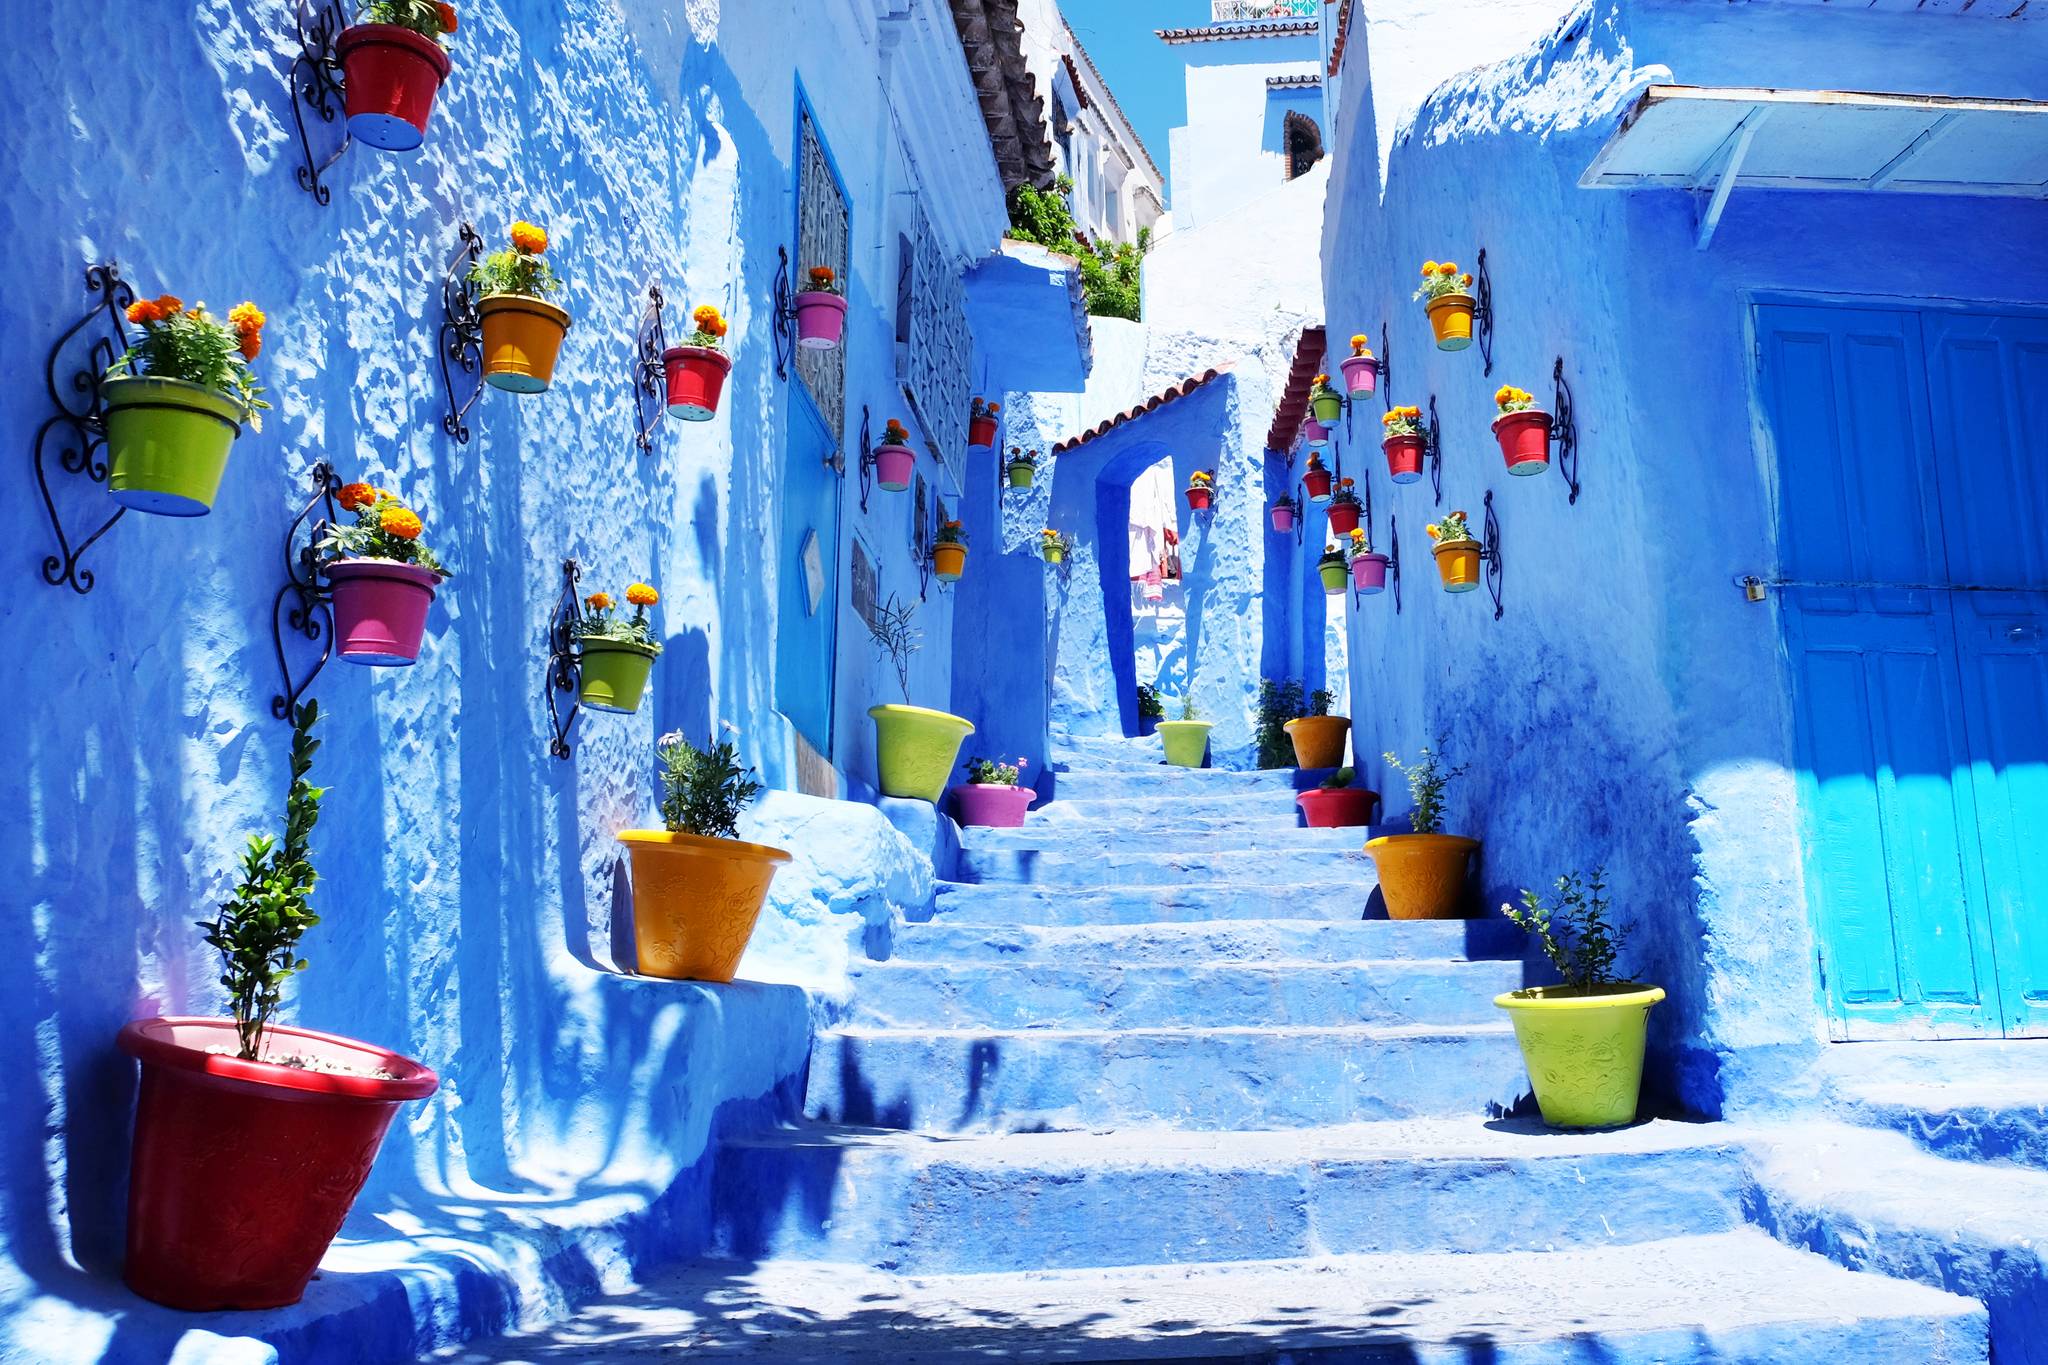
[1297, 787, 1380, 828]
[875, 444, 915, 491]
[1351, 552, 1390, 594]
[793, 291, 847, 350]
[1303, 417, 1329, 449]
[952, 782, 1032, 829]
[1270, 504, 1295, 534]
[1340, 354, 1378, 397]
[1328, 501, 1361, 536]
[326, 559, 440, 666]
[1493, 409, 1554, 476]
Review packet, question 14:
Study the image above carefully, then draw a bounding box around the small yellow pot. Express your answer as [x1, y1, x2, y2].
[1433, 538, 1482, 593]
[933, 542, 968, 582]
[1283, 716, 1350, 770]
[1365, 833, 1479, 920]
[479, 294, 572, 393]
[1426, 291, 1476, 351]
[1158, 719, 1213, 768]
[618, 830, 791, 982]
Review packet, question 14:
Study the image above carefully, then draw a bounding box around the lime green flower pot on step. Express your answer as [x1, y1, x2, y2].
[578, 641, 658, 714]
[869, 704, 974, 802]
[103, 376, 246, 516]
[1157, 719, 1212, 768]
[1494, 983, 1665, 1129]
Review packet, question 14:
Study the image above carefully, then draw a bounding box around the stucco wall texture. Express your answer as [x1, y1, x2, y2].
[1322, 0, 2048, 1115]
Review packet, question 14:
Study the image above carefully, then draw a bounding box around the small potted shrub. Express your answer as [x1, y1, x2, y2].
[1184, 469, 1215, 512]
[1309, 373, 1344, 425]
[1135, 681, 1165, 737]
[1381, 405, 1425, 485]
[103, 294, 269, 516]
[1326, 478, 1363, 536]
[617, 728, 790, 982]
[1297, 766, 1380, 829]
[1255, 679, 1305, 769]
[1339, 333, 1378, 397]
[933, 520, 968, 582]
[1317, 543, 1347, 595]
[951, 754, 1034, 829]
[1006, 446, 1039, 489]
[1493, 383, 1553, 476]
[1347, 526, 1390, 594]
[1157, 692, 1212, 768]
[1269, 494, 1296, 535]
[875, 421, 917, 491]
[119, 703, 438, 1311]
[1302, 414, 1330, 449]
[968, 397, 1000, 448]
[317, 481, 448, 666]
[1413, 259, 1477, 352]
[1426, 509, 1482, 593]
[1498, 870, 1666, 1129]
[664, 304, 732, 420]
[866, 594, 974, 801]
[1039, 528, 1070, 565]
[1283, 687, 1349, 770]
[1302, 451, 1333, 504]
[575, 581, 663, 713]
[792, 265, 846, 349]
[336, 1, 456, 152]
[1366, 736, 1478, 920]
[474, 221, 571, 394]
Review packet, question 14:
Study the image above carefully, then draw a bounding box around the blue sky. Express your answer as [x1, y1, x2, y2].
[1059, 0, 1215, 195]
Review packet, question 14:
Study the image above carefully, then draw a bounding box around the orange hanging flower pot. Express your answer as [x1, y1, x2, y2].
[1426, 292, 1476, 351]
[479, 295, 571, 393]
[619, 831, 790, 982]
[1433, 539, 1482, 592]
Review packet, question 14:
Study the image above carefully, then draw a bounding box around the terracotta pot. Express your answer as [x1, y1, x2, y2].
[1327, 500, 1361, 536]
[875, 444, 915, 491]
[1433, 537, 1482, 593]
[1351, 552, 1390, 594]
[933, 543, 967, 582]
[1303, 467, 1333, 504]
[102, 376, 244, 517]
[1340, 354, 1378, 397]
[1494, 409, 1553, 476]
[326, 559, 439, 665]
[1297, 787, 1380, 828]
[869, 704, 974, 802]
[968, 414, 998, 448]
[952, 782, 1033, 828]
[1427, 291, 1477, 352]
[792, 291, 846, 349]
[479, 295, 571, 393]
[119, 1017, 437, 1311]
[662, 345, 732, 421]
[1366, 833, 1479, 920]
[335, 23, 451, 152]
[1270, 503, 1295, 534]
[1284, 715, 1350, 769]
[1383, 434, 1425, 485]
[618, 830, 791, 982]
[1185, 486, 1212, 512]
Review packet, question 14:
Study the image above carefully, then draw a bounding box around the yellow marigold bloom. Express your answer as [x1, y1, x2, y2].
[1461, 273, 1474, 286]
[510, 221, 549, 254]
[626, 582, 659, 606]
[379, 505, 423, 540]
[228, 301, 266, 333]
[1349, 528, 1366, 544]
[1421, 261, 1439, 275]
[1313, 373, 1329, 386]
[338, 482, 377, 511]
[694, 304, 721, 324]
[1496, 386, 1513, 405]
[1350, 333, 1367, 349]
[586, 591, 614, 611]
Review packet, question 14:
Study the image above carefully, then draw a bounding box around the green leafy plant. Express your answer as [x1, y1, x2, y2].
[198, 702, 325, 1062]
[1178, 693, 1200, 722]
[1320, 765, 1355, 791]
[935, 519, 968, 547]
[575, 582, 663, 652]
[867, 594, 921, 704]
[362, 0, 457, 43]
[108, 296, 269, 426]
[656, 728, 762, 840]
[1382, 405, 1424, 439]
[1007, 446, 1039, 472]
[1255, 678, 1305, 768]
[470, 221, 559, 298]
[1384, 734, 1468, 836]
[317, 481, 447, 574]
[1426, 509, 1474, 545]
[1502, 869, 1627, 990]
[1005, 176, 1152, 322]
[1307, 688, 1336, 718]
[964, 754, 1027, 786]
[1136, 683, 1166, 722]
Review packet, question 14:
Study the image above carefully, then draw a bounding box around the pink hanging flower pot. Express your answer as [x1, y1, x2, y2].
[1302, 416, 1329, 449]
[1270, 499, 1295, 534]
[875, 419, 916, 491]
[793, 266, 846, 349]
[1492, 386, 1553, 476]
[1351, 551, 1390, 594]
[1339, 341, 1379, 397]
[316, 482, 449, 667]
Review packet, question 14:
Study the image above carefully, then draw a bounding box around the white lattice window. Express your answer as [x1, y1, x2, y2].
[796, 109, 849, 442]
[901, 200, 970, 491]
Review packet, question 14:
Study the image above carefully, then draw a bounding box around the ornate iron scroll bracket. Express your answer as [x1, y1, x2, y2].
[270, 462, 343, 718]
[1390, 513, 1404, 616]
[1381, 323, 1394, 414]
[1552, 355, 1581, 504]
[35, 264, 135, 595]
[289, 1, 352, 206]
[917, 547, 933, 603]
[438, 222, 486, 443]
[857, 406, 876, 514]
[770, 246, 796, 383]
[544, 560, 583, 759]
[1482, 490, 1504, 620]
[1426, 394, 1445, 507]
[633, 285, 669, 454]
[1475, 248, 1496, 377]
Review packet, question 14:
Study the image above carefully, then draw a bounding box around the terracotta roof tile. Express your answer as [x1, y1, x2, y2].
[1052, 369, 1225, 454]
[1266, 326, 1327, 452]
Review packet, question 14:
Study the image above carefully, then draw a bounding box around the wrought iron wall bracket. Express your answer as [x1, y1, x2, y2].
[770, 246, 796, 383]
[856, 406, 876, 514]
[289, 1, 353, 206]
[1475, 248, 1496, 377]
[1426, 395, 1445, 507]
[1390, 514, 1404, 616]
[438, 223, 486, 443]
[1381, 323, 1394, 414]
[544, 559, 584, 759]
[917, 547, 933, 603]
[270, 462, 343, 718]
[633, 285, 670, 454]
[1482, 490, 1505, 620]
[34, 264, 134, 595]
[1552, 355, 1581, 504]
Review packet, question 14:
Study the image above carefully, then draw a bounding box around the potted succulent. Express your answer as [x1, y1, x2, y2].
[1367, 736, 1478, 920]
[1040, 528, 1070, 565]
[316, 481, 448, 666]
[1157, 692, 1212, 768]
[1135, 681, 1165, 737]
[1381, 405, 1425, 485]
[866, 595, 974, 801]
[618, 728, 789, 982]
[1269, 494, 1296, 535]
[1283, 687, 1348, 770]
[875, 421, 917, 491]
[1347, 526, 1390, 594]
[1297, 766, 1380, 829]
[1309, 373, 1344, 425]
[664, 304, 732, 420]
[574, 581, 663, 713]
[1426, 509, 1482, 593]
[1339, 333, 1378, 397]
[1184, 469, 1216, 512]
[103, 294, 269, 516]
[932, 520, 969, 582]
[1302, 414, 1330, 449]
[792, 265, 846, 349]
[951, 754, 1034, 829]
[968, 396, 1000, 448]
[1498, 870, 1666, 1129]
[1317, 543, 1347, 595]
[1493, 383, 1553, 476]
[473, 221, 570, 394]
[337, 0, 456, 152]
[119, 702, 438, 1311]
[1326, 478, 1363, 536]
[1302, 451, 1333, 504]
[1006, 446, 1039, 489]
[1414, 259, 1478, 352]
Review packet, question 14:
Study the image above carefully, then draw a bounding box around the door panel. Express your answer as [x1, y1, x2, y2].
[775, 396, 841, 755]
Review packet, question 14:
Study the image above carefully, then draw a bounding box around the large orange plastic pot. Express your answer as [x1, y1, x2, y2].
[1433, 538, 1482, 592]
[1427, 292, 1476, 351]
[1284, 715, 1350, 769]
[618, 830, 792, 982]
[1365, 833, 1479, 920]
[479, 294, 571, 393]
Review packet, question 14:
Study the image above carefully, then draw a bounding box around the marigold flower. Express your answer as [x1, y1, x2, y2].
[626, 582, 659, 606]
[1461, 273, 1474, 286]
[987, 402, 1000, 413]
[379, 505, 423, 540]
[1438, 262, 1458, 276]
[1421, 261, 1439, 276]
[435, 2, 457, 31]
[1349, 528, 1366, 544]
[510, 220, 549, 254]
[1313, 373, 1329, 386]
[228, 301, 265, 333]
[126, 300, 162, 325]
[586, 591, 614, 611]
[807, 266, 835, 286]
[338, 482, 378, 511]
[155, 294, 184, 315]
[1351, 333, 1367, 349]
[693, 304, 721, 325]
[239, 331, 262, 361]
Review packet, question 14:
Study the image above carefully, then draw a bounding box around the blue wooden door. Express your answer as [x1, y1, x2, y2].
[775, 394, 841, 755]
[1761, 303, 2048, 1039]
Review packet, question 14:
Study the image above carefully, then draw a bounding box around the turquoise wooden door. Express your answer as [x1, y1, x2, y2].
[1761, 303, 2048, 1039]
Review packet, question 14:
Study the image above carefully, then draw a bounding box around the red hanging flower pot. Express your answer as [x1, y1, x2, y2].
[1384, 434, 1426, 485]
[336, 24, 452, 153]
[1303, 466, 1333, 504]
[1328, 500, 1361, 536]
[968, 403, 1000, 448]
[663, 345, 732, 421]
[1493, 408, 1553, 476]
[1185, 485, 1213, 512]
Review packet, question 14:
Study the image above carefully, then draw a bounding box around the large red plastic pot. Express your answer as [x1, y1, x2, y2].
[1493, 409, 1554, 476]
[336, 24, 451, 153]
[1327, 500, 1361, 536]
[1303, 467, 1333, 504]
[875, 444, 915, 491]
[327, 559, 440, 666]
[968, 415, 998, 448]
[119, 1016, 438, 1311]
[663, 346, 732, 421]
[1297, 787, 1380, 828]
[1384, 434, 1426, 485]
[952, 782, 1033, 828]
[1185, 485, 1212, 512]
[792, 292, 846, 349]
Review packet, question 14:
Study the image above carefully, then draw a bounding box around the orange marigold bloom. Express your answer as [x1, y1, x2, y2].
[338, 482, 378, 511]
[626, 582, 659, 606]
[126, 300, 162, 325]
[155, 294, 184, 315]
[435, 2, 458, 31]
[987, 402, 1000, 413]
[693, 304, 721, 324]
[807, 266, 835, 286]
[585, 591, 613, 611]
[379, 505, 423, 540]
[228, 301, 265, 333]
[239, 332, 262, 361]
[510, 220, 549, 254]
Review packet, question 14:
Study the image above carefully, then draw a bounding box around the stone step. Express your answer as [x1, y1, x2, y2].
[955, 843, 1376, 888]
[441, 1231, 1989, 1362]
[1049, 767, 1309, 800]
[962, 823, 1376, 857]
[845, 958, 1524, 1029]
[889, 917, 1525, 966]
[929, 880, 1373, 926]
[804, 1023, 1529, 1131]
[710, 1118, 1748, 1272]
[1035, 791, 1319, 830]
[1818, 1041, 2048, 1173]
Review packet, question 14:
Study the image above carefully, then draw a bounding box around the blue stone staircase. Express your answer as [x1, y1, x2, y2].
[448, 738, 1994, 1362]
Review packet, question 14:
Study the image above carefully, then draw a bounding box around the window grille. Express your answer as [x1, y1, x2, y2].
[851, 538, 878, 629]
[902, 199, 971, 490]
[796, 109, 849, 442]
